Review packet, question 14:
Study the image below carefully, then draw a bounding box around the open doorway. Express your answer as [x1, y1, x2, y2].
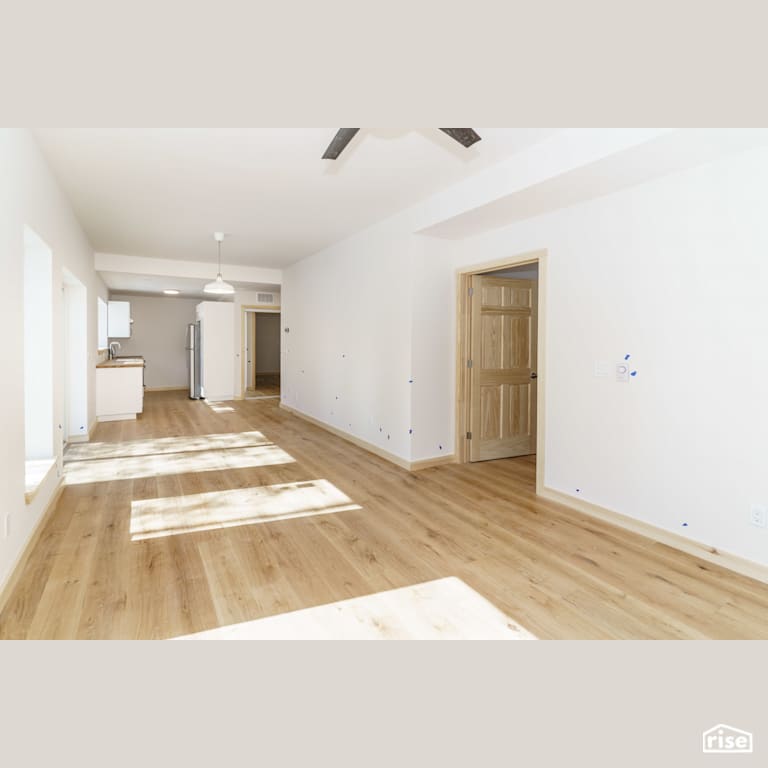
[456, 250, 546, 493]
[242, 307, 281, 398]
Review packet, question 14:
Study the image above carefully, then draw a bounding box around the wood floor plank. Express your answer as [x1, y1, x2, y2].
[1, 391, 767, 639]
[25, 496, 101, 639]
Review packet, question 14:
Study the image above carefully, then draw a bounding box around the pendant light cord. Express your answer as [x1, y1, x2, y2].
[218, 240, 222, 276]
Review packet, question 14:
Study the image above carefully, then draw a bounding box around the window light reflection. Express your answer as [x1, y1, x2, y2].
[64, 443, 294, 485]
[130, 478, 361, 540]
[65, 431, 272, 462]
[173, 577, 538, 640]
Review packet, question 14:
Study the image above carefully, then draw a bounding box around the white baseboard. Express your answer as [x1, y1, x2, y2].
[410, 454, 457, 471]
[539, 486, 768, 586]
[280, 403, 410, 469]
[96, 413, 137, 422]
[279, 403, 453, 472]
[66, 433, 90, 443]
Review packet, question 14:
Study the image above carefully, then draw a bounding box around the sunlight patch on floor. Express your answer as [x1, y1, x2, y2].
[64, 444, 295, 485]
[173, 577, 538, 640]
[205, 401, 236, 413]
[130, 478, 361, 540]
[65, 431, 272, 461]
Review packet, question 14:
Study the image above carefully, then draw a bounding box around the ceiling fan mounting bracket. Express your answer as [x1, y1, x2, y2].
[321, 128, 481, 159]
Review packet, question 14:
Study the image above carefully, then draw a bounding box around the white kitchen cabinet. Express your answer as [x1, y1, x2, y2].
[96, 364, 144, 421]
[108, 300, 132, 338]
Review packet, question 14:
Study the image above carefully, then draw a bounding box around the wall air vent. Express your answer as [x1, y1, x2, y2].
[257, 293, 274, 304]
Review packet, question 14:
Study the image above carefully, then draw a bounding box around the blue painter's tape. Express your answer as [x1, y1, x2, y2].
[624, 354, 630, 360]
[630, 371, 637, 377]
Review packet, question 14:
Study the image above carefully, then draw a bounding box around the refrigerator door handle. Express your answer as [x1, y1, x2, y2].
[188, 321, 202, 399]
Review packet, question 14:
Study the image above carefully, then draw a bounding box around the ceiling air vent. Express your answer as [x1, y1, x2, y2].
[257, 293, 274, 304]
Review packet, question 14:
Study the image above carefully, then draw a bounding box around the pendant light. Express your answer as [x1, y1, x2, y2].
[204, 232, 235, 295]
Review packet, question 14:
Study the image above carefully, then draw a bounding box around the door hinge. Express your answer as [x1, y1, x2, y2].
[466, 431, 472, 440]
[468, 287, 474, 297]
[467, 359, 473, 369]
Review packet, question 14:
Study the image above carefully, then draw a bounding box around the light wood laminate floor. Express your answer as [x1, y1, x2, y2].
[1, 391, 767, 639]
[245, 373, 280, 398]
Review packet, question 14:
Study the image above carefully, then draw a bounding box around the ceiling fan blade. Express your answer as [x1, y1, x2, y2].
[322, 128, 360, 159]
[439, 128, 482, 148]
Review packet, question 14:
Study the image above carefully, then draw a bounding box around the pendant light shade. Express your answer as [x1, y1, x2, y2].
[204, 232, 235, 295]
[203, 273, 235, 295]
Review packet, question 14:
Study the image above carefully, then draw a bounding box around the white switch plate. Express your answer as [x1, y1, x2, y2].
[750, 504, 767, 528]
[616, 363, 630, 382]
[594, 360, 611, 377]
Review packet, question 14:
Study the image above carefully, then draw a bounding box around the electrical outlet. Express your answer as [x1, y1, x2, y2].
[750, 504, 767, 528]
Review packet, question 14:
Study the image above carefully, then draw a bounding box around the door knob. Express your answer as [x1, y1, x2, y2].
[530, 372, 538, 379]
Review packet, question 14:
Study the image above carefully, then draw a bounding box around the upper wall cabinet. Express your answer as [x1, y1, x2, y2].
[107, 300, 132, 338]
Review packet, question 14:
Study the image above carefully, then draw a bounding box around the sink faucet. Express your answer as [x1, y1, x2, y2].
[108, 341, 121, 359]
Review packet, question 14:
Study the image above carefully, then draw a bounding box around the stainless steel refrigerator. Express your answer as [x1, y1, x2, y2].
[186, 321, 202, 399]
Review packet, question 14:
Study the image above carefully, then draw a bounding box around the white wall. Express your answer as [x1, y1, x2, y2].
[409, 237, 460, 460]
[254, 313, 281, 373]
[443, 146, 768, 565]
[63, 271, 88, 440]
[23, 228, 54, 459]
[110, 294, 198, 388]
[282, 233, 414, 459]
[284, 136, 768, 567]
[0, 129, 107, 592]
[95, 251, 282, 286]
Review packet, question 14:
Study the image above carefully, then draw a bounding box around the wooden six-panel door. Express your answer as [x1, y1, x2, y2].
[469, 275, 537, 462]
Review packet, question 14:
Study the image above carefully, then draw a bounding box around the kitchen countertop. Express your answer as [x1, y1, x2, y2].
[97, 357, 145, 369]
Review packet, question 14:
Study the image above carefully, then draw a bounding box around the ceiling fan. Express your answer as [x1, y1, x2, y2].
[321, 128, 481, 159]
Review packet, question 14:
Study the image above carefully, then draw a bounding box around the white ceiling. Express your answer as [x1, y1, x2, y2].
[35, 128, 557, 268]
[419, 128, 768, 239]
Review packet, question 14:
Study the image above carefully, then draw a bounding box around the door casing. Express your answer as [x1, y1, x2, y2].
[239, 304, 281, 398]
